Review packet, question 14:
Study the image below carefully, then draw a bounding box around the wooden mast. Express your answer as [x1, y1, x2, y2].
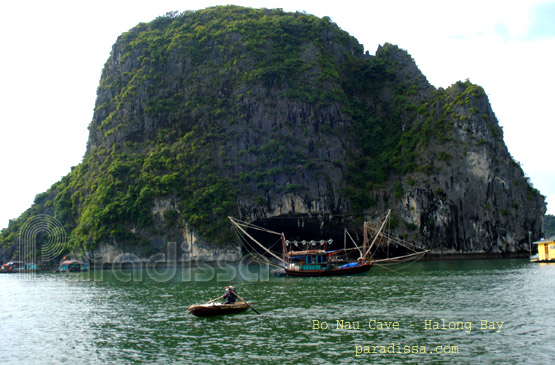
[363, 222, 368, 256]
[281, 233, 287, 267]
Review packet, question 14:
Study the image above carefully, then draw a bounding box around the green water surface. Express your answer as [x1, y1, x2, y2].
[1, 259, 553, 364]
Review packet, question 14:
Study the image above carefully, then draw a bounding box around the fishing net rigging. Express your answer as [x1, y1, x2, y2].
[229, 211, 429, 269]
[230, 218, 284, 268]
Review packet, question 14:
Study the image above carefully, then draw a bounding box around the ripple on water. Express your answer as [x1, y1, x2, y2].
[1, 260, 554, 363]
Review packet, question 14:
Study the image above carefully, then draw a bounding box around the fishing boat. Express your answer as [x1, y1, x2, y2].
[229, 210, 429, 277]
[57, 260, 89, 272]
[0, 261, 38, 273]
[188, 302, 251, 317]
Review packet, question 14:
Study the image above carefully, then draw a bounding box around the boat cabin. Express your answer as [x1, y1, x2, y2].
[532, 236, 555, 263]
[287, 250, 329, 271]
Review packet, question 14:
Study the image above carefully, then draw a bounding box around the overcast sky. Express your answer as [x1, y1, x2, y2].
[1, 0, 554, 231]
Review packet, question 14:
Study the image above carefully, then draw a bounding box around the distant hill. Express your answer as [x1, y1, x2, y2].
[545, 215, 555, 237]
[0, 6, 546, 263]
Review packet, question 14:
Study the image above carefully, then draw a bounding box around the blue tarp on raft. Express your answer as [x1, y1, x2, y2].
[340, 262, 360, 269]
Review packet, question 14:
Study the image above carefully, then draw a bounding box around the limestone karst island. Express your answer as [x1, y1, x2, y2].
[0, 6, 547, 267]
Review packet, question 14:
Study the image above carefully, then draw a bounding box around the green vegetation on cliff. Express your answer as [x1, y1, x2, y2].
[0, 6, 545, 258]
[2, 6, 362, 252]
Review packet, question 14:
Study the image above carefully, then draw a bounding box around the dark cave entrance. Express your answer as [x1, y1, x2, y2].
[241, 214, 413, 261]
[241, 214, 360, 261]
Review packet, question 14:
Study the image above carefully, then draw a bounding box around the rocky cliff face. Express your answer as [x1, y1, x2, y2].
[0, 6, 545, 261]
[376, 79, 544, 254]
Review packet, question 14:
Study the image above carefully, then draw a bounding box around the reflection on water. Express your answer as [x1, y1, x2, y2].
[1, 260, 554, 364]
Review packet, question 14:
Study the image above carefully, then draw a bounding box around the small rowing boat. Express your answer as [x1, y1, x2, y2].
[188, 302, 251, 317]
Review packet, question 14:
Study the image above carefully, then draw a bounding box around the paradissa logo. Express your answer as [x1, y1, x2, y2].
[19, 214, 66, 263]
[104, 246, 271, 283]
[14, 215, 271, 283]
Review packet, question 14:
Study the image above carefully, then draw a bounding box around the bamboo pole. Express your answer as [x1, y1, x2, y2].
[363, 209, 391, 258]
[229, 217, 284, 264]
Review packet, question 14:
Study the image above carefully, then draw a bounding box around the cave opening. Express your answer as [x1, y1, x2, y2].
[239, 214, 414, 261]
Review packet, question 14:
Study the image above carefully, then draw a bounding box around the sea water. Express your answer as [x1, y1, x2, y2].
[0, 259, 553, 364]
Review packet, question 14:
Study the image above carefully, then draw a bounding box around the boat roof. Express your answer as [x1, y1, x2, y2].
[533, 235, 555, 244]
[60, 260, 83, 265]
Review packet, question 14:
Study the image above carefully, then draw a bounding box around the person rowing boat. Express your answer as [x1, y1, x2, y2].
[188, 286, 260, 316]
[224, 286, 238, 304]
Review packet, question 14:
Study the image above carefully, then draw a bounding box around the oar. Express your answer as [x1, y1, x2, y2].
[188, 295, 225, 311]
[235, 293, 260, 315]
[204, 294, 225, 305]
